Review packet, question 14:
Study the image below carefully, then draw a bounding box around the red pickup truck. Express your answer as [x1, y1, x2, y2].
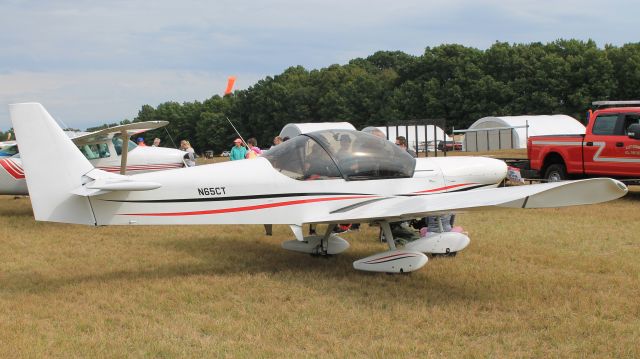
[527, 101, 640, 183]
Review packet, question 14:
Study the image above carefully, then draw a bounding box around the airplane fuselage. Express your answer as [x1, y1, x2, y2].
[87, 156, 507, 226]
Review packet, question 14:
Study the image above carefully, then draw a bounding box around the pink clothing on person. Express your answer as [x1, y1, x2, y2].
[245, 146, 262, 158]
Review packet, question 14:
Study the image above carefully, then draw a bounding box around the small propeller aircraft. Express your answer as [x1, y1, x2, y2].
[10, 103, 628, 273]
[0, 120, 186, 195]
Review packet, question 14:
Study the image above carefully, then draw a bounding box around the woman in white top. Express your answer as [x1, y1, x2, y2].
[180, 140, 196, 167]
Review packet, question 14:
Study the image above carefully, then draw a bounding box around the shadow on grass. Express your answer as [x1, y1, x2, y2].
[0, 234, 486, 305]
[622, 186, 640, 201]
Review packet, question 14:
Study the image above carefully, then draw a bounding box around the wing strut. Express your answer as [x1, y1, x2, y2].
[119, 130, 129, 175]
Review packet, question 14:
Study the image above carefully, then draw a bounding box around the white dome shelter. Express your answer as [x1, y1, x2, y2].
[463, 115, 585, 151]
[279, 122, 356, 139]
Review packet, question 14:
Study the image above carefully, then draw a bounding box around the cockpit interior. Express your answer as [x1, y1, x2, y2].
[262, 130, 415, 181]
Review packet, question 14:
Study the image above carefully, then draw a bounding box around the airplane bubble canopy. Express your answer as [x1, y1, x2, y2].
[262, 130, 416, 180]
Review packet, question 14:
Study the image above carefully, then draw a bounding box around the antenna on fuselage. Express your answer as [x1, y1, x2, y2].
[163, 127, 178, 149]
[226, 117, 250, 149]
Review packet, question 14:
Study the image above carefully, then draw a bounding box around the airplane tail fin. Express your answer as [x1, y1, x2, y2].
[9, 103, 97, 225]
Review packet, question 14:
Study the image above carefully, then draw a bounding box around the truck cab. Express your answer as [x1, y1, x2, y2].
[528, 101, 640, 183]
[583, 103, 640, 177]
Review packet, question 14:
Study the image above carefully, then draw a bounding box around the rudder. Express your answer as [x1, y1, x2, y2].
[9, 103, 96, 225]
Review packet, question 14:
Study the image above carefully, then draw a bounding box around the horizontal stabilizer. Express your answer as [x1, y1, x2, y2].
[72, 179, 161, 196]
[71, 169, 162, 196]
[85, 179, 161, 191]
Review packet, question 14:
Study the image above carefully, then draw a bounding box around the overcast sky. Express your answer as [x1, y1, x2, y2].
[1, 0, 638, 130]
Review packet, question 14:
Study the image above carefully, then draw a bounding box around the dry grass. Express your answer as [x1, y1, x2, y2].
[0, 187, 638, 358]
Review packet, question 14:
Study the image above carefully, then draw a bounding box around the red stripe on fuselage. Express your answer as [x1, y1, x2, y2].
[363, 251, 420, 264]
[413, 183, 478, 193]
[0, 159, 25, 179]
[119, 195, 377, 217]
[4, 159, 24, 175]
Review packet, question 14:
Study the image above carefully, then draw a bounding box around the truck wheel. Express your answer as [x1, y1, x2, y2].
[544, 163, 567, 182]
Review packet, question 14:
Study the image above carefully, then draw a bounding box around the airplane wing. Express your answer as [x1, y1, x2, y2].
[310, 178, 627, 224]
[71, 121, 169, 145]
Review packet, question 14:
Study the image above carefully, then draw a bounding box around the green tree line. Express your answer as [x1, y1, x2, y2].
[109, 39, 640, 153]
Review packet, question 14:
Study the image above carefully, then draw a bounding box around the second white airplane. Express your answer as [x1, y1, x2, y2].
[0, 120, 186, 195]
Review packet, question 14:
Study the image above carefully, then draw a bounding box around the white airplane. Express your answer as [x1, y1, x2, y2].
[0, 120, 186, 195]
[10, 103, 628, 273]
[0, 141, 18, 157]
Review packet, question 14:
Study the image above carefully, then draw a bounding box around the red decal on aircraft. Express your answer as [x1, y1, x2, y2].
[362, 251, 421, 264]
[0, 159, 25, 179]
[413, 183, 479, 193]
[120, 195, 377, 216]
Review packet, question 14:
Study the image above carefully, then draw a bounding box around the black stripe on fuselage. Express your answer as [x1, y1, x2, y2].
[99, 183, 496, 204]
[330, 198, 390, 214]
[449, 184, 495, 192]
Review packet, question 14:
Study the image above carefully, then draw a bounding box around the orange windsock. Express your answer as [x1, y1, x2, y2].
[224, 76, 237, 95]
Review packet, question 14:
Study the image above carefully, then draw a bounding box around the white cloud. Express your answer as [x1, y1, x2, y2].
[0, 69, 262, 130]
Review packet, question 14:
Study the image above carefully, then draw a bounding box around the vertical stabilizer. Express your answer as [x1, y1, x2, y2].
[9, 103, 96, 225]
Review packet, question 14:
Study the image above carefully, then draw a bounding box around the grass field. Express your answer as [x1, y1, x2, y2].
[1, 184, 638, 357]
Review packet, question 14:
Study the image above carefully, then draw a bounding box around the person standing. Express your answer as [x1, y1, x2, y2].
[245, 138, 262, 158]
[395, 136, 416, 158]
[230, 138, 247, 161]
[180, 140, 196, 167]
[384, 136, 420, 241]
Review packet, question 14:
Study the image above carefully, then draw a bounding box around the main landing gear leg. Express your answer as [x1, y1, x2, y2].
[313, 224, 336, 256]
[380, 221, 396, 250]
